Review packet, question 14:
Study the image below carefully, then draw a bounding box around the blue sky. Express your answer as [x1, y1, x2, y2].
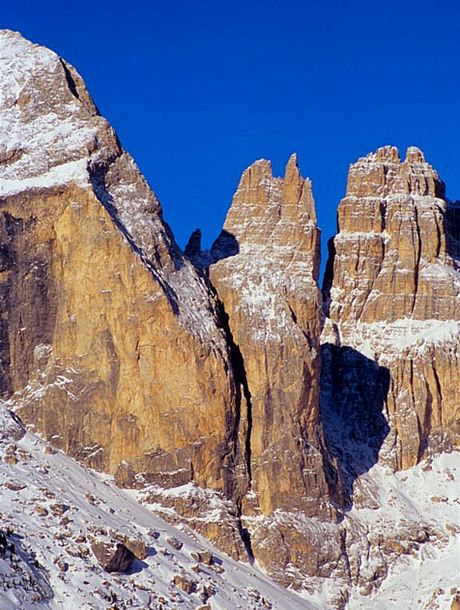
[3, 0, 459, 273]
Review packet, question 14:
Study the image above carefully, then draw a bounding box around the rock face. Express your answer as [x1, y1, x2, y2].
[323, 146, 460, 474]
[1, 30, 459, 607]
[0, 30, 240, 495]
[90, 540, 136, 573]
[207, 156, 337, 519]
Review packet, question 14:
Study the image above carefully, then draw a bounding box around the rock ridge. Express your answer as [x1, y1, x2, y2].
[1, 30, 459, 607]
[0, 28, 243, 501]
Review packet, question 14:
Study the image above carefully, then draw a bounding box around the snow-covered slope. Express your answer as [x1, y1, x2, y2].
[346, 455, 460, 610]
[1, 403, 458, 610]
[0, 406, 315, 610]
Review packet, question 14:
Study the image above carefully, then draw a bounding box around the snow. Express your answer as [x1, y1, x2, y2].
[346, 453, 460, 610]
[242, 453, 460, 610]
[337, 319, 460, 361]
[206, 154, 322, 342]
[0, 159, 89, 197]
[0, 31, 98, 189]
[2, 399, 456, 609]
[220, 248, 318, 342]
[0, 405, 316, 610]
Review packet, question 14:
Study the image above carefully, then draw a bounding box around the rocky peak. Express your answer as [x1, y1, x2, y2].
[0, 29, 225, 341]
[184, 228, 203, 258]
[323, 145, 460, 472]
[217, 155, 317, 259]
[326, 145, 459, 325]
[346, 145, 445, 199]
[0, 30, 241, 502]
[209, 155, 337, 527]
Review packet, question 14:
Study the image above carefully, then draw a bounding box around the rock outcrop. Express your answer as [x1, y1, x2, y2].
[0, 29, 240, 496]
[1, 29, 459, 607]
[208, 156, 337, 519]
[323, 146, 460, 473]
[189, 156, 342, 581]
[90, 539, 136, 573]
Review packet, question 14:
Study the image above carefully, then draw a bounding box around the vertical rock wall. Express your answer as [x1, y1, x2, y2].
[323, 146, 460, 471]
[0, 30, 241, 496]
[208, 155, 336, 519]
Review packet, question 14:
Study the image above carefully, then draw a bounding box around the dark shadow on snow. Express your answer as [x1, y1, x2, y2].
[127, 558, 149, 574]
[445, 199, 460, 264]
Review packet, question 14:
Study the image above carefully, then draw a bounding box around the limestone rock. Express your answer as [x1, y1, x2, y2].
[144, 483, 248, 560]
[209, 155, 337, 519]
[114, 461, 141, 489]
[190, 550, 214, 565]
[0, 407, 25, 442]
[0, 30, 240, 496]
[172, 574, 197, 593]
[323, 146, 460, 471]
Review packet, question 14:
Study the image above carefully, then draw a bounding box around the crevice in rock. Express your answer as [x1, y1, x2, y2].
[211, 297, 254, 562]
[419, 379, 433, 460]
[59, 59, 80, 100]
[321, 236, 336, 317]
[216, 300, 253, 488]
[411, 204, 422, 315]
[237, 520, 254, 564]
[88, 157, 181, 316]
[432, 363, 443, 427]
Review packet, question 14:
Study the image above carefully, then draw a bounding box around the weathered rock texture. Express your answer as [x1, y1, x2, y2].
[323, 146, 460, 473]
[90, 539, 136, 573]
[208, 156, 337, 520]
[2, 29, 459, 605]
[0, 30, 240, 495]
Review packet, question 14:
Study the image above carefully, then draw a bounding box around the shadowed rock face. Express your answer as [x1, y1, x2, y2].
[323, 146, 460, 470]
[0, 29, 241, 496]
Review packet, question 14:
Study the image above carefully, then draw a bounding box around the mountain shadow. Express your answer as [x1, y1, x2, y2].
[445, 199, 460, 264]
[320, 343, 390, 510]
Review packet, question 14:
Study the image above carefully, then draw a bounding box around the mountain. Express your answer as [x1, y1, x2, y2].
[0, 30, 459, 609]
[0, 27, 241, 497]
[323, 144, 460, 472]
[0, 405, 314, 610]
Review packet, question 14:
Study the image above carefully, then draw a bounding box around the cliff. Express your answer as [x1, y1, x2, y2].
[1, 30, 459, 609]
[0, 29, 241, 499]
[323, 145, 460, 476]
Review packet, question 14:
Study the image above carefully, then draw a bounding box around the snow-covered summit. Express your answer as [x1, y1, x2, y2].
[0, 29, 228, 343]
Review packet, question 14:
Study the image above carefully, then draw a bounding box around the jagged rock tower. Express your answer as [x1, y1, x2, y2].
[208, 156, 336, 520]
[322, 145, 460, 479]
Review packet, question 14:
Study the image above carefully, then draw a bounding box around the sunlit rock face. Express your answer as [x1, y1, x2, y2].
[203, 156, 344, 580]
[1, 29, 459, 605]
[323, 146, 460, 472]
[0, 29, 242, 496]
[208, 155, 337, 520]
